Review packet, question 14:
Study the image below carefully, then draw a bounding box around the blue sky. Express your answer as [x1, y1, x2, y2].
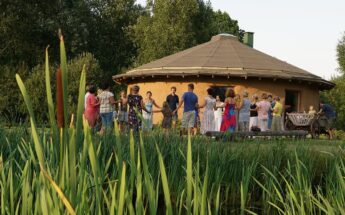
[136, 0, 345, 80]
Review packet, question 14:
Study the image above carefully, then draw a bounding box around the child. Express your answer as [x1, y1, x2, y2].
[193, 107, 201, 135]
[154, 101, 173, 132]
[308, 106, 316, 116]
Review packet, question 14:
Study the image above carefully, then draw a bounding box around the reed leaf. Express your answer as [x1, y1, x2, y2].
[136, 148, 143, 215]
[186, 133, 193, 215]
[118, 162, 126, 215]
[44, 46, 58, 139]
[40, 165, 76, 215]
[139, 133, 156, 215]
[156, 144, 173, 215]
[59, 35, 69, 128]
[201, 160, 208, 215]
[16, 74, 45, 168]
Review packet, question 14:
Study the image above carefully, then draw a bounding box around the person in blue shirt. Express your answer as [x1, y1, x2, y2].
[174, 83, 198, 135]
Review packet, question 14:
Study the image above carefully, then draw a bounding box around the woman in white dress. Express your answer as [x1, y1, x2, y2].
[214, 95, 224, 131]
[142, 91, 160, 131]
[199, 88, 216, 134]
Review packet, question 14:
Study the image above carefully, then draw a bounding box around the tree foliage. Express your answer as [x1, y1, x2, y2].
[132, 0, 243, 65]
[337, 32, 345, 74]
[0, 0, 244, 124]
[23, 53, 103, 123]
[0, 64, 28, 124]
[321, 32, 345, 129]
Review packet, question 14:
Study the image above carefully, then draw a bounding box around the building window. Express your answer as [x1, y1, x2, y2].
[210, 86, 234, 101]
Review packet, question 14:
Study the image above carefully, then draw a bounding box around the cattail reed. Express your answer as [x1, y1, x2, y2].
[56, 67, 64, 128]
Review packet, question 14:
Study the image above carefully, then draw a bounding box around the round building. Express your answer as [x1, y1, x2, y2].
[113, 33, 334, 124]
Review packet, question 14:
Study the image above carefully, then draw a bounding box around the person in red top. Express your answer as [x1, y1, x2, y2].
[84, 85, 100, 129]
[218, 88, 237, 133]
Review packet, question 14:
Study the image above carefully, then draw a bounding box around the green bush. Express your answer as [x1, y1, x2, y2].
[0, 53, 104, 125]
[26, 52, 103, 123]
[333, 129, 345, 140]
[321, 75, 345, 130]
[0, 63, 29, 126]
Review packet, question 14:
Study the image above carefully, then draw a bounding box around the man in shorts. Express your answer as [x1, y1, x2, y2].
[166, 87, 179, 130]
[174, 83, 198, 135]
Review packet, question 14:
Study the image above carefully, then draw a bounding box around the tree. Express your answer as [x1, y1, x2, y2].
[132, 0, 244, 66]
[337, 32, 345, 74]
[0, 0, 142, 123]
[321, 32, 345, 129]
[84, 0, 143, 80]
[210, 10, 244, 41]
[132, 0, 199, 65]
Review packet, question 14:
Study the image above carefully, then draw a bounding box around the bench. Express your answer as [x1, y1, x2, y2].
[205, 130, 308, 140]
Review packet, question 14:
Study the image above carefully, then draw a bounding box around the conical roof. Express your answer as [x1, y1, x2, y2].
[113, 34, 334, 89]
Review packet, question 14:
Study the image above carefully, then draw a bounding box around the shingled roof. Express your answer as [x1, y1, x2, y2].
[113, 34, 334, 89]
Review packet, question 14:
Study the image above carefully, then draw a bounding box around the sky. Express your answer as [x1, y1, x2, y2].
[136, 0, 345, 80]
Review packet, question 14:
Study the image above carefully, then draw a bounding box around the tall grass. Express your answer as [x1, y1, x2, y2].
[0, 37, 345, 214]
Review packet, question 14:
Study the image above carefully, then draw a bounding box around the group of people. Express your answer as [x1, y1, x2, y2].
[83, 82, 288, 136]
[83, 83, 180, 134]
[184, 86, 284, 134]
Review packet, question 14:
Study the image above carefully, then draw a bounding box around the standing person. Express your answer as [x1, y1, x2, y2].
[84, 84, 91, 110]
[142, 91, 160, 131]
[214, 95, 224, 131]
[319, 102, 336, 139]
[267, 95, 275, 130]
[249, 95, 259, 131]
[84, 85, 100, 130]
[117, 90, 128, 132]
[174, 83, 198, 135]
[234, 94, 242, 131]
[166, 87, 179, 130]
[127, 85, 151, 133]
[98, 83, 116, 134]
[219, 88, 237, 135]
[199, 88, 216, 134]
[193, 108, 201, 135]
[238, 92, 251, 131]
[153, 101, 173, 133]
[271, 96, 283, 131]
[256, 93, 271, 132]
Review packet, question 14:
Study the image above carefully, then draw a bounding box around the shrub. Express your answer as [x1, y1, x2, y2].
[0, 63, 29, 126]
[23, 52, 103, 123]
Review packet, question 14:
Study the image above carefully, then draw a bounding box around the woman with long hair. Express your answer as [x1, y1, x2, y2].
[199, 88, 216, 134]
[219, 88, 237, 133]
[84, 85, 100, 129]
[142, 91, 160, 131]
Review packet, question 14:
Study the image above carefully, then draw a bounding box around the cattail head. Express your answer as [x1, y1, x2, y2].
[56, 67, 64, 128]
